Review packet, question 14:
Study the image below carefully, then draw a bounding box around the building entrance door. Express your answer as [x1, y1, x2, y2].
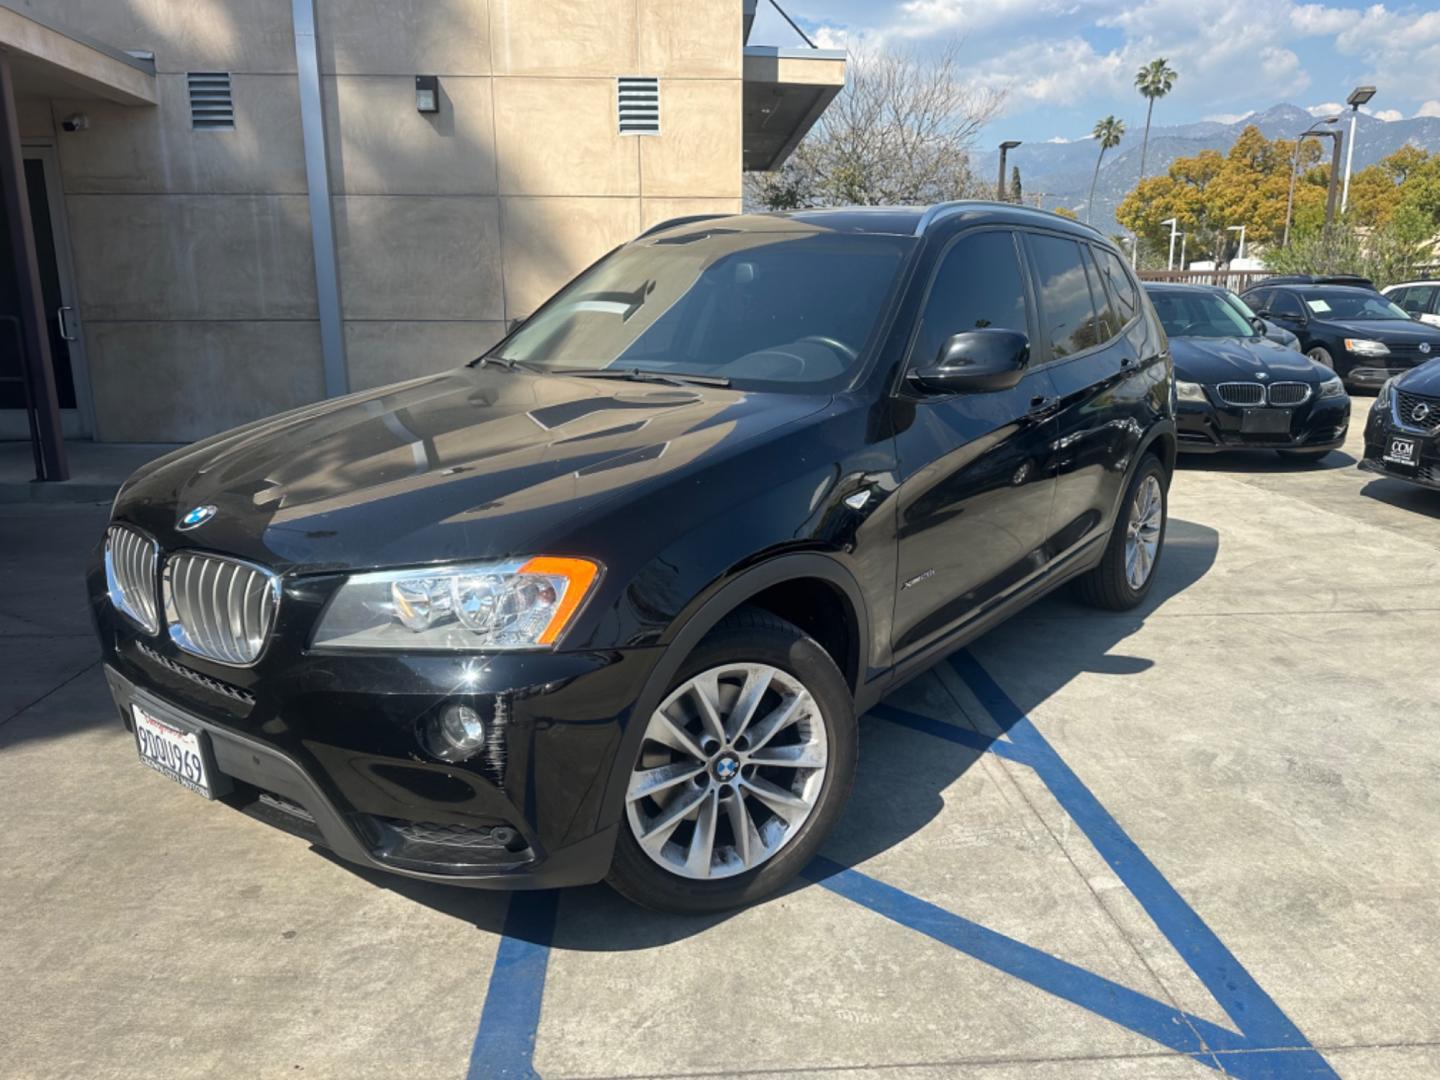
[1, 145, 90, 439]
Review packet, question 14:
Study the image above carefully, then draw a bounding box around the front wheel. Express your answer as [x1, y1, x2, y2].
[607, 609, 857, 914]
[1073, 454, 1168, 611]
[1307, 346, 1334, 370]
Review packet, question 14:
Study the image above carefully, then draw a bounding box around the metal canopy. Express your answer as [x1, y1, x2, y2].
[742, 46, 845, 173]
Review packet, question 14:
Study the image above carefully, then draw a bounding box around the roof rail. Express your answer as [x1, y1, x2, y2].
[637, 213, 732, 239]
[913, 200, 1105, 237]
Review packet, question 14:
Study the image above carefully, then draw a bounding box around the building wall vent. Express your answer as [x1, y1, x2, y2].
[617, 76, 660, 136]
[188, 72, 234, 130]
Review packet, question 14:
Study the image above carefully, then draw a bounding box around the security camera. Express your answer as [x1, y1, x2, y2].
[61, 113, 89, 133]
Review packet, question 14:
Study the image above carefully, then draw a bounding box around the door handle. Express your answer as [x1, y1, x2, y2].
[1027, 394, 1059, 417]
[56, 306, 78, 342]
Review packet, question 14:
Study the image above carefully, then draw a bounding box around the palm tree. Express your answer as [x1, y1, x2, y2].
[1134, 58, 1178, 184]
[1086, 116, 1125, 224]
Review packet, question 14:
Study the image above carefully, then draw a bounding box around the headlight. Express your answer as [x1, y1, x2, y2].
[1318, 376, 1345, 399]
[1344, 338, 1389, 357]
[1375, 376, 1396, 411]
[313, 557, 600, 651]
[1175, 380, 1208, 403]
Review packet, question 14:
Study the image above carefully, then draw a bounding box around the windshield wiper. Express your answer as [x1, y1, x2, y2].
[554, 368, 732, 388]
[472, 355, 545, 374]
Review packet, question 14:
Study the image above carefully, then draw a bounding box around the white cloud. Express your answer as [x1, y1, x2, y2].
[1204, 111, 1254, 124]
[1308, 102, 1345, 116]
[1373, 108, 1403, 122]
[1289, 3, 1360, 35]
[1047, 135, 1074, 143]
[1418, 101, 1440, 119]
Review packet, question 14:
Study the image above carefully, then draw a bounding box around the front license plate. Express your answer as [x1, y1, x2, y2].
[134, 705, 213, 798]
[1383, 436, 1419, 467]
[1240, 408, 1293, 434]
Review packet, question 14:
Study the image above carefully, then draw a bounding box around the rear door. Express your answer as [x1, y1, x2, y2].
[890, 228, 1059, 661]
[1023, 234, 1164, 560]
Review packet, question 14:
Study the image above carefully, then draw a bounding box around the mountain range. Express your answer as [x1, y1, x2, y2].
[973, 104, 1440, 237]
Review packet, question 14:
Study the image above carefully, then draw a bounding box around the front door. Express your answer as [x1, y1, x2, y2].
[891, 228, 1059, 662]
[1, 146, 90, 438]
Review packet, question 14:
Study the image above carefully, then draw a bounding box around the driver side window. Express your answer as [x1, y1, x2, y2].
[915, 231, 1030, 367]
[1269, 291, 1304, 319]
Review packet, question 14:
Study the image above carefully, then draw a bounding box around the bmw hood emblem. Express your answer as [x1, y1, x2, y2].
[1421, 342, 1432, 354]
[177, 504, 217, 531]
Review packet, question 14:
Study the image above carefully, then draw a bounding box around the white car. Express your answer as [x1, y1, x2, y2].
[1381, 281, 1440, 327]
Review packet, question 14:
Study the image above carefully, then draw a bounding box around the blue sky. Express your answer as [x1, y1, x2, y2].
[749, 0, 1440, 144]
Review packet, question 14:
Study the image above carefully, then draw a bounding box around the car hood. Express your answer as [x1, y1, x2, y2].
[1170, 336, 1327, 382]
[1324, 317, 1440, 344]
[1397, 356, 1440, 395]
[118, 367, 829, 572]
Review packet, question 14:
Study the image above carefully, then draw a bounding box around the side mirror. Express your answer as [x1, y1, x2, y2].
[1250, 316, 1268, 336]
[909, 329, 1030, 393]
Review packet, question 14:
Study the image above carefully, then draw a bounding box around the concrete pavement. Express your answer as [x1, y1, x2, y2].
[2, 399, 1437, 1079]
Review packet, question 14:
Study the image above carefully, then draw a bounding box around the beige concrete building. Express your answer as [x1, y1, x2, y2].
[0, 0, 842, 467]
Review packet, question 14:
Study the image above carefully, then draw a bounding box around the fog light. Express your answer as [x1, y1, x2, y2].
[429, 703, 485, 761]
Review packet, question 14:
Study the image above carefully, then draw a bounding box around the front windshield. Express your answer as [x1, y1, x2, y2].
[490, 227, 914, 391]
[1148, 290, 1258, 339]
[1301, 290, 1410, 321]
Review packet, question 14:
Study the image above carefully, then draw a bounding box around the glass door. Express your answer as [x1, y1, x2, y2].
[1, 146, 91, 437]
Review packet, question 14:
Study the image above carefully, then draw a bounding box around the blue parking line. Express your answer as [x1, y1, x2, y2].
[466, 890, 559, 1080]
[948, 650, 1330, 1064]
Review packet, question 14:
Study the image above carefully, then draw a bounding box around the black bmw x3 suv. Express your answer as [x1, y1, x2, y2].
[92, 203, 1176, 913]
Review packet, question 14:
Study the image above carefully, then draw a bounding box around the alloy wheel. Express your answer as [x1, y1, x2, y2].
[625, 663, 829, 880]
[1124, 474, 1163, 590]
[1307, 348, 1333, 369]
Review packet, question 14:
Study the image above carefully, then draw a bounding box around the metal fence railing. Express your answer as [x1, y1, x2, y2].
[1135, 269, 1272, 291]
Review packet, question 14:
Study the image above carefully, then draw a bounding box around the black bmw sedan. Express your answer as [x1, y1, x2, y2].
[1361, 359, 1440, 491]
[1240, 283, 1440, 390]
[1145, 283, 1349, 458]
[91, 203, 1178, 912]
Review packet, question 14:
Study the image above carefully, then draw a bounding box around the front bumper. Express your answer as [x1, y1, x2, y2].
[1175, 393, 1349, 454]
[1346, 365, 1411, 390]
[1361, 400, 1440, 491]
[90, 557, 662, 889]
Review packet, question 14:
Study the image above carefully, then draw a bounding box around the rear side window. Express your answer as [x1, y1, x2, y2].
[1027, 234, 1102, 358]
[1082, 248, 1120, 341]
[915, 230, 1029, 366]
[1093, 247, 1139, 324]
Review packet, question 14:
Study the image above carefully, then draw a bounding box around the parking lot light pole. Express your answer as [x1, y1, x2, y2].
[997, 140, 1021, 201]
[1341, 86, 1375, 214]
[1284, 117, 1338, 246]
[1161, 217, 1179, 271]
[1227, 224, 1247, 261]
[1178, 232, 1186, 269]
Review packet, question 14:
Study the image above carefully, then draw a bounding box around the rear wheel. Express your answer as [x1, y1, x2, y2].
[1073, 454, 1168, 611]
[607, 608, 857, 913]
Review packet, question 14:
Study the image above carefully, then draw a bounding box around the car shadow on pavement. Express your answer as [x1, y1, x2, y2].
[1358, 477, 1440, 517]
[1177, 449, 1357, 473]
[349, 516, 1220, 946]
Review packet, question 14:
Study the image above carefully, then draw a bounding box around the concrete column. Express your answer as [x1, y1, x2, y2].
[0, 52, 67, 481]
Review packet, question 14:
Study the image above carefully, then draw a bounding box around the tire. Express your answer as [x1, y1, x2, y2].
[1279, 449, 1331, 462]
[1307, 346, 1334, 370]
[607, 607, 857, 914]
[1072, 454, 1168, 611]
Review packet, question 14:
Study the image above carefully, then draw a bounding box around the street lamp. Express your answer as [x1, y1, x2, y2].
[1341, 85, 1376, 214]
[1283, 117, 1338, 246]
[1160, 217, 1180, 271]
[1227, 224, 1247, 262]
[1178, 232, 1187, 270]
[997, 140, 1021, 202]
